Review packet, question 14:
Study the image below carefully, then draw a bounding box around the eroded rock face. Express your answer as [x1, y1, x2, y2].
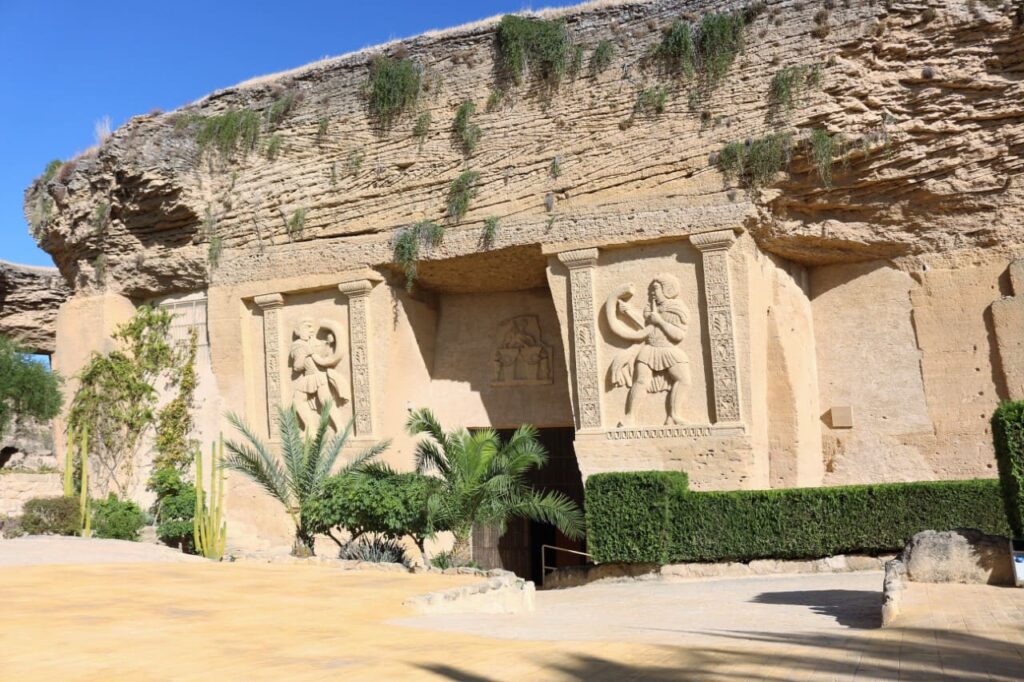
[0, 260, 69, 354]
[901, 528, 1013, 586]
[21, 0, 1024, 297]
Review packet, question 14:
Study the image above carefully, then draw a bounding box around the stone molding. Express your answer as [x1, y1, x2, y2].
[690, 230, 742, 424]
[253, 293, 285, 440]
[558, 248, 603, 430]
[338, 279, 375, 437]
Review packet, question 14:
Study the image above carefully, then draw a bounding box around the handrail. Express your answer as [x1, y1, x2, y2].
[540, 544, 593, 587]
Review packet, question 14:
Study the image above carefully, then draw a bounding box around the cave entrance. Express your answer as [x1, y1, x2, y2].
[471, 426, 586, 583]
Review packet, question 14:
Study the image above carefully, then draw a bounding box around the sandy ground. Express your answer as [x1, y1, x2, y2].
[0, 538, 1022, 680]
[0, 536, 208, 566]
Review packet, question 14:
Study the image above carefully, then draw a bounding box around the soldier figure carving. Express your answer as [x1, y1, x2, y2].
[605, 274, 691, 426]
[290, 318, 347, 434]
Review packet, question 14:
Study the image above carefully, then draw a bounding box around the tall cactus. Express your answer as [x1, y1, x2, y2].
[79, 426, 91, 537]
[194, 439, 227, 560]
[63, 429, 75, 498]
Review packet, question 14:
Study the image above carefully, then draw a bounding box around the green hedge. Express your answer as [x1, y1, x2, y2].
[586, 472, 1010, 564]
[585, 471, 688, 564]
[992, 401, 1024, 538]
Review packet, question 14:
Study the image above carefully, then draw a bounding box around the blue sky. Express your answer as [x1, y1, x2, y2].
[0, 1, 577, 267]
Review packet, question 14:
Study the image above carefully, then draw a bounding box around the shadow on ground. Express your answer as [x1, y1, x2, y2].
[750, 589, 882, 628]
[416, 628, 1023, 681]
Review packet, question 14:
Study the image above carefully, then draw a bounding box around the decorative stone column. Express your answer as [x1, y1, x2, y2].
[691, 230, 742, 424]
[253, 293, 285, 440]
[338, 280, 375, 437]
[557, 248, 603, 430]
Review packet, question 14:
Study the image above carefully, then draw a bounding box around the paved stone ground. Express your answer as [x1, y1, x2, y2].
[0, 540, 1021, 680]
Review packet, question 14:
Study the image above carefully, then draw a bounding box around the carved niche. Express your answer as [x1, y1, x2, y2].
[604, 274, 692, 427]
[492, 315, 553, 386]
[288, 317, 348, 435]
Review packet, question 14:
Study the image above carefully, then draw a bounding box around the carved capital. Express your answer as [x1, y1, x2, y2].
[557, 248, 599, 270]
[254, 293, 284, 310]
[338, 279, 373, 299]
[690, 229, 737, 252]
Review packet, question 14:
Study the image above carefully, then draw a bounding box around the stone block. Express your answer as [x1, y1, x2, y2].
[902, 528, 1013, 586]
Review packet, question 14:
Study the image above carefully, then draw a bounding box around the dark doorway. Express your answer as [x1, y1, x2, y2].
[471, 427, 586, 582]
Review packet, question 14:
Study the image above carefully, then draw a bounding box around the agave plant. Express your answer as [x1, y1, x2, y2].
[224, 403, 389, 556]
[406, 408, 585, 564]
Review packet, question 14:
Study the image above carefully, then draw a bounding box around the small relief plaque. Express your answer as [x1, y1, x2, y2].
[492, 315, 553, 386]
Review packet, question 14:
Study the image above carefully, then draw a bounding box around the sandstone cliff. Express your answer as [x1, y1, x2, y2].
[0, 260, 69, 353]
[23, 0, 1024, 296]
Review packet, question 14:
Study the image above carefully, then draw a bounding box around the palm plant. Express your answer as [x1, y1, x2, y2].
[224, 403, 389, 556]
[406, 408, 585, 564]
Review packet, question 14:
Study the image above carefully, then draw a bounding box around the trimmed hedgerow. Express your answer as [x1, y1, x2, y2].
[992, 401, 1024, 538]
[586, 472, 1010, 564]
[585, 471, 689, 564]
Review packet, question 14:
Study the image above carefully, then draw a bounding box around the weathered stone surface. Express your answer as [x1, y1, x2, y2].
[901, 528, 1014, 586]
[544, 562, 659, 589]
[0, 260, 69, 354]
[0, 417, 55, 472]
[881, 558, 907, 627]
[405, 574, 536, 614]
[0, 473, 62, 517]
[24, 0, 1024, 296]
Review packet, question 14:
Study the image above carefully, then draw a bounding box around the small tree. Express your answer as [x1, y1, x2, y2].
[406, 408, 585, 564]
[223, 403, 389, 556]
[0, 336, 62, 440]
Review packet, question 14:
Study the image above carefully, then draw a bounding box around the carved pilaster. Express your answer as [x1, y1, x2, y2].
[691, 230, 742, 424]
[558, 248, 603, 430]
[338, 280, 374, 437]
[254, 293, 285, 439]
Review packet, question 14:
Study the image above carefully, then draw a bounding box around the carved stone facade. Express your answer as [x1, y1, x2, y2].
[338, 279, 375, 438]
[558, 248, 603, 430]
[691, 230, 742, 425]
[492, 315, 553, 386]
[253, 293, 284, 440]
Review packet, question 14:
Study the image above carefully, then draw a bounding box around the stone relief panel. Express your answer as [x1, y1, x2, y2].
[492, 315, 553, 386]
[594, 243, 709, 429]
[604, 274, 692, 426]
[289, 317, 348, 435]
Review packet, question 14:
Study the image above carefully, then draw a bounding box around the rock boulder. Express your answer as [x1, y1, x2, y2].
[901, 528, 1013, 586]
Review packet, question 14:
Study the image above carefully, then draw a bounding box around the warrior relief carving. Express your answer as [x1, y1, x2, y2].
[605, 274, 692, 426]
[290, 318, 348, 434]
[493, 315, 552, 386]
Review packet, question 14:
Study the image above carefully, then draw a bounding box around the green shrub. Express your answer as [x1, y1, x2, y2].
[496, 15, 573, 87]
[992, 402, 1024, 537]
[482, 216, 500, 247]
[696, 12, 745, 87]
[265, 91, 297, 129]
[769, 63, 823, 113]
[809, 128, 839, 187]
[193, 110, 262, 157]
[366, 55, 421, 128]
[92, 494, 146, 541]
[152, 467, 196, 550]
[264, 134, 283, 160]
[393, 220, 445, 290]
[41, 159, 63, 184]
[21, 496, 80, 536]
[635, 86, 668, 116]
[717, 132, 792, 188]
[586, 472, 1011, 564]
[453, 100, 481, 155]
[430, 551, 480, 570]
[590, 40, 616, 75]
[447, 170, 480, 223]
[585, 472, 689, 564]
[339, 536, 409, 564]
[303, 470, 438, 550]
[0, 336, 63, 441]
[412, 112, 431, 143]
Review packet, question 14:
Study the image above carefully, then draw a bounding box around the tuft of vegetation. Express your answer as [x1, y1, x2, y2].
[92, 201, 110, 235]
[549, 156, 562, 178]
[447, 170, 480, 223]
[20, 497, 80, 536]
[635, 86, 669, 116]
[809, 128, 839, 187]
[93, 254, 107, 285]
[769, 63, 824, 113]
[453, 100, 482, 155]
[193, 110, 262, 157]
[339, 536, 409, 564]
[482, 216, 500, 248]
[717, 132, 793, 188]
[485, 89, 506, 112]
[591, 40, 616, 75]
[569, 44, 584, 78]
[393, 220, 445, 290]
[366, 55, 422, 129]
[654, 20, 695, 78]
[696, 12, 746, 87]
[412, 112, 431, 143]
[316, 117, 329, 144]
[208, 236, 223, 269]
[265, 91, 298, 129]
[41, 160, 63, 184]
[286, 208, 306, 238]
[347, 147, 365, 174]
[264, 134, 283, 160]
[496, 15, 573, 88]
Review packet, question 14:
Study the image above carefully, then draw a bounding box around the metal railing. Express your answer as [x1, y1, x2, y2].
[540, 544, 593, 587]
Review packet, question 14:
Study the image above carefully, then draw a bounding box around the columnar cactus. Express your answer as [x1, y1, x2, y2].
[194, 439, 227, 560]
[79, 427, 91, 537]
[63, 430, 74, 498]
